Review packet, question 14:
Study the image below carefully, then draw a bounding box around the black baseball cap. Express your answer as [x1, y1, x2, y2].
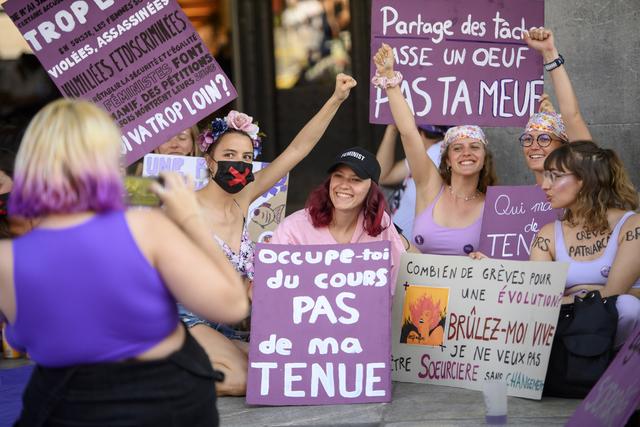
[327, 147, 381, 184]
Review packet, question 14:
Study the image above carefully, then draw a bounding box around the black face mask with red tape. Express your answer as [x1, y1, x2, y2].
[211, 161, 255, 194]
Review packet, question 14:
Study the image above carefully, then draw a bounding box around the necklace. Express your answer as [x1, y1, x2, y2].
[448, 185, 480, 202]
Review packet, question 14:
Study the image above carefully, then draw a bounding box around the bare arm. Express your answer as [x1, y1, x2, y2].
[525, 27, 591, 141]
[529, 223, 555, 262]
[373, 44, 442, 201]
[243, 73, 357, 204]
[147, 174, 248, 323]
[602, 215, 640, 297]
[377, 125, 409, 186]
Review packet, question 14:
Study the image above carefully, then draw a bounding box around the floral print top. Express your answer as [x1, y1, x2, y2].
[214, 224, 255, 280]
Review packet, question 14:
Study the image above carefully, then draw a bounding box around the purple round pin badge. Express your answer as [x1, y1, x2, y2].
[414, 235, 424, 245]
[600, 266, 610, 278]
[463, 244, 474, 254]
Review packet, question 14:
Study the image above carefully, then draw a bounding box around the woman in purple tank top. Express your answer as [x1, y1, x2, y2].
[0, 99, 247, 426]
[530, 141, 640, 347]
[372, 44, 497, 256]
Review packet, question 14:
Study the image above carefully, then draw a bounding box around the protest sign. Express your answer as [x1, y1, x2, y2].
[567, 325, 640, 427]
[478, 186, 561, 260]
[142, 157, 288, 242]
[143, 153, 209, 189]
[4, 0, 236, 165]
[370, 0, 544, 127]
[392, 253, 567, 399]
[247, 242, 392, 405]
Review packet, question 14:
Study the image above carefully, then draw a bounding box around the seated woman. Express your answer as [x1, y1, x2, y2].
[271, 146, 406, 289]
[186, 73, 357, 396]
[154, 126, 201, 156]
[520, 27, 592, 184]
[372, 44, 496, 256]
[530, 141, 640, 347]
[0, 99, 248, 425]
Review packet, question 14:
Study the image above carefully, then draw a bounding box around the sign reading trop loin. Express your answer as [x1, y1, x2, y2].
[3, 0, 236, 166]
[392, 253, 567, 399]
[370, 0, 544, 127]
[247, 242, 391, 405]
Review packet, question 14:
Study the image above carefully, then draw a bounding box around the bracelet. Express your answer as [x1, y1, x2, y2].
[544, 54, 564, 72]
[371, 71, 403, 89]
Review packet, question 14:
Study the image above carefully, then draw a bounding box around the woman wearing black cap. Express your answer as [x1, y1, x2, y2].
[271, 146, 406, 288]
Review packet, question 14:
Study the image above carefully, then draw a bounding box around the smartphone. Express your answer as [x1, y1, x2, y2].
[123, 176, 163, 207]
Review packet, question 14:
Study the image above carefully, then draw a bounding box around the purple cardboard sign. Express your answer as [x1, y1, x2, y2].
[247, 242, 392, 406]
[370, 0, 544, 127]
[567, 325, 640, 427]
[478, 186, 561, 261]
[3, 0, 236, 166]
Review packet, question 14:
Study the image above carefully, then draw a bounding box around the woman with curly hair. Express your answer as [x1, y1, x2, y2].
[530, 140, 640, 347]
[271, 146, 405, 287]
[372, 44, 497, 256]
[186, 73, 356, 396]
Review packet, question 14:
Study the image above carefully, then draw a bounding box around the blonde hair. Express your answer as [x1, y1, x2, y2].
[9, 99, 124, 217]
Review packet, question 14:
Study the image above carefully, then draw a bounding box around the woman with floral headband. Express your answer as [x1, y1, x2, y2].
[182, 73, 356, 396]
[372, 44, 497, 256]
[520, 27, 592, 184]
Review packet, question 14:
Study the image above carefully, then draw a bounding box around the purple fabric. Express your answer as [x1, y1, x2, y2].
[412, 186, 484, 255]
[6, 211, 178, 367]
[555, 211, 640, 289]
[0, 366, 33, 426]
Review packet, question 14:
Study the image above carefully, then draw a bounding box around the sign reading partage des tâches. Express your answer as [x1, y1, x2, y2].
[4, 0, 236, 166]
[247, 242, 392, 406]
[370, 0, 544, 127]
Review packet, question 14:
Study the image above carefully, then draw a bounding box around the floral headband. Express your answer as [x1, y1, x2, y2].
[441, 125, 487, 155]
[523, 112, 569, 142]
[198, 110, 264, 157]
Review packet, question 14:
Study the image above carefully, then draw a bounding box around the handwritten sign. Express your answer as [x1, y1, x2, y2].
[247, 242, 392, 405]
[4, 0, 236, 165]
[478, 186, 561, 260]
[370, 0, 544, 127]
[392, 253, 567, 399]
[141, 157, 289, 242]
[567, 325, 640, 427]
[143, 153, 209, 189]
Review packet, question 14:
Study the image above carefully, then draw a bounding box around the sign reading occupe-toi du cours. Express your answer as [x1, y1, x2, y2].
[4, 0, 237, 166]
[370, 0, 544, 127]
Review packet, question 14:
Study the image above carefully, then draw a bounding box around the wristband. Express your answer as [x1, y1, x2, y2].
[371, 71, 403, 89]
[544, 54, 564, 72]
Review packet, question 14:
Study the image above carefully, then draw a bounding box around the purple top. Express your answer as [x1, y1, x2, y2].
[412, 186, 484, 256]
[6, 211, 178, 367]
[555, 211, 640, 290]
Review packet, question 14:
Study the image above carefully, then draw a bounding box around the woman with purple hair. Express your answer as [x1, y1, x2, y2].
[0, 99, 247, 426]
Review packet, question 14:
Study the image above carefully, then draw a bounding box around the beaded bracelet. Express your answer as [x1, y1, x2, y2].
[371, 71, 403, 89]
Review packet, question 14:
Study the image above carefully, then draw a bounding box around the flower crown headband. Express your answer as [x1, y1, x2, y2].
[198, 110, 265, 157]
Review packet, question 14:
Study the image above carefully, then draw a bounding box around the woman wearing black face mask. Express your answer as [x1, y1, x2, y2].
[180, 73, 356, 396]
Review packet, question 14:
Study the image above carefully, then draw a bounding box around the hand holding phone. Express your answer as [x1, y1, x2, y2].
[124, 176, 164, 207]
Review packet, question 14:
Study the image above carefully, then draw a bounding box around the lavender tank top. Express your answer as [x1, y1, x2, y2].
[6, 211, 178, 367]
[555, 211, 640, 290]
[412, 186, 484, 255]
